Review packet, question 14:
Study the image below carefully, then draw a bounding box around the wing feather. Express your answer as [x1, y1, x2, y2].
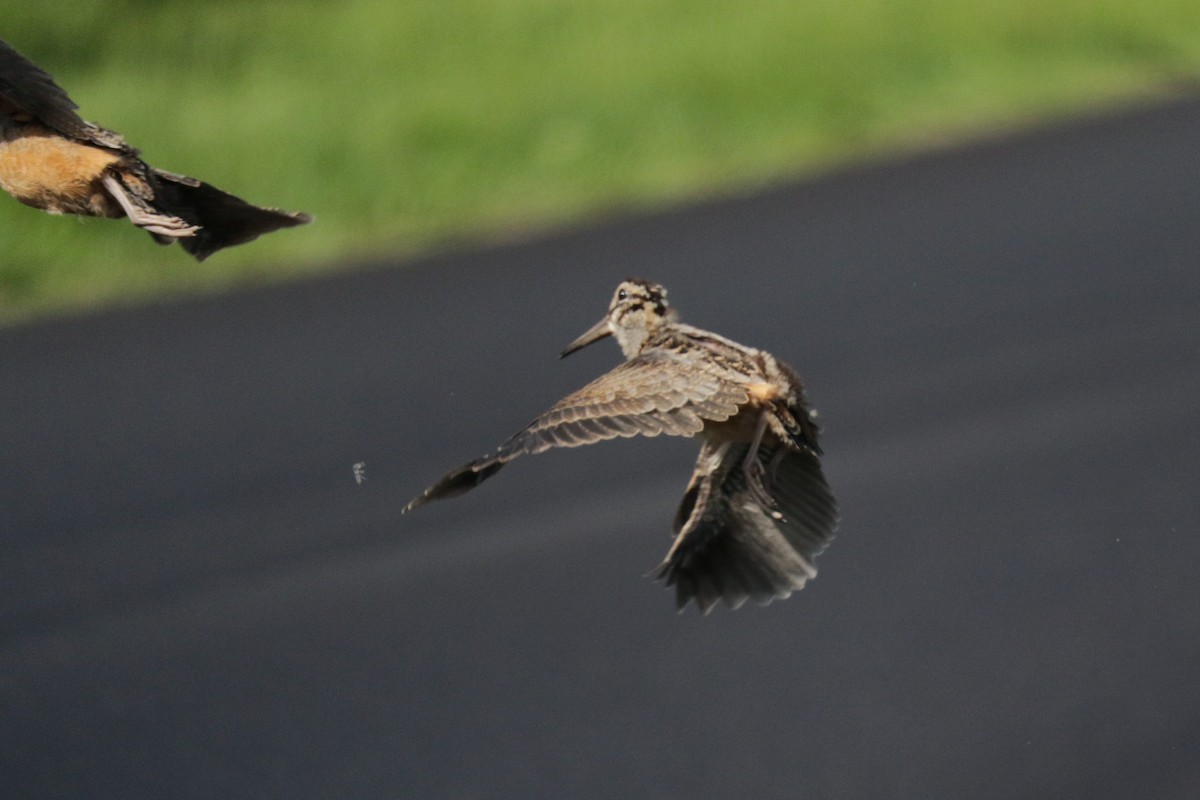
[0, 39, 128, 150]
[403, 350, 748, 512]
[655, 440, 838, 613]
[506, 351, 746, 453]
[0, 39, 84, 134]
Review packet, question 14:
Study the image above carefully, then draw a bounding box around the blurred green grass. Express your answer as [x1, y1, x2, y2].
[4, 0, 1200, 319]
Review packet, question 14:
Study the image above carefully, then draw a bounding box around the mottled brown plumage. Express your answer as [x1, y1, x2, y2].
[404, 279, 839, 613]
[0, 38, 309, 260]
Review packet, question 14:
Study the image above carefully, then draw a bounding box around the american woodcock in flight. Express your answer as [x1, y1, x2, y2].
[405, 279, 839, 613]
[0, 38, 309, 260]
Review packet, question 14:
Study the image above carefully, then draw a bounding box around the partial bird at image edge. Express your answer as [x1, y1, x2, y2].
[0, 37, 310, 261]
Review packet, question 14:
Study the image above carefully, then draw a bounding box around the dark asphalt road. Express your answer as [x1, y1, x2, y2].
[3, 99, 1200, 799]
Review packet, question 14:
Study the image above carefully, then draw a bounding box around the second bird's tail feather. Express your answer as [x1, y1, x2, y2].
[148, 170, 310, 261]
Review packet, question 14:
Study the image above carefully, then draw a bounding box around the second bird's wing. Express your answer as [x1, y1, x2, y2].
[403, 349, 750, 511]
[0, 38, 85, 135]
[0, 39, 126, 149]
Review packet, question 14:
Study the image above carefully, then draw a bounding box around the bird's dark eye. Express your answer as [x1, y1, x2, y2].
[617, 289, 627, 300]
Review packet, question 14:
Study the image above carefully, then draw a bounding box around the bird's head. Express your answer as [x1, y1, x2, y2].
[561, 279, 675, 360]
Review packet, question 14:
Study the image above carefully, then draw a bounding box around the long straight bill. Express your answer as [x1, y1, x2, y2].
[560, 317, 612, 358]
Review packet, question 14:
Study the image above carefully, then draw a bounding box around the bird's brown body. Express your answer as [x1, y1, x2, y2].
[0, 125, 123, 216]
[0, 38, 309, 260]
[405, 279, 839, 613]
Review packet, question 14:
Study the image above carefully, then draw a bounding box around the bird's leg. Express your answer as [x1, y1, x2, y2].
[765, 446, 786, 489]
[101, 174, 199, 238]
[742, 410, 777, 509]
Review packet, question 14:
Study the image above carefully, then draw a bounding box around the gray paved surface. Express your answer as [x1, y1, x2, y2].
[2, 99, 1199, 798]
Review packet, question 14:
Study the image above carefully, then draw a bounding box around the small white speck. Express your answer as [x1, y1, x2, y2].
[353, 462, 367, 485]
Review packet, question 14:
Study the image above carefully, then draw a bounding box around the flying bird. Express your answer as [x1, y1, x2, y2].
[404, 279, 839, 613]
[0, 37, 309, 260]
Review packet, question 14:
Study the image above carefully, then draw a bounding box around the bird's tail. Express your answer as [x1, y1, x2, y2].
[656, 440, 838, 613]
[147, 169, 310, 261]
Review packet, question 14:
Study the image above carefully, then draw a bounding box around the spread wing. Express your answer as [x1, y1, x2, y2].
[655, 439, 838, 613]
[0, 38, 128, 149]
[1, 39, 87, 136]
[403, 349, 750, 512]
